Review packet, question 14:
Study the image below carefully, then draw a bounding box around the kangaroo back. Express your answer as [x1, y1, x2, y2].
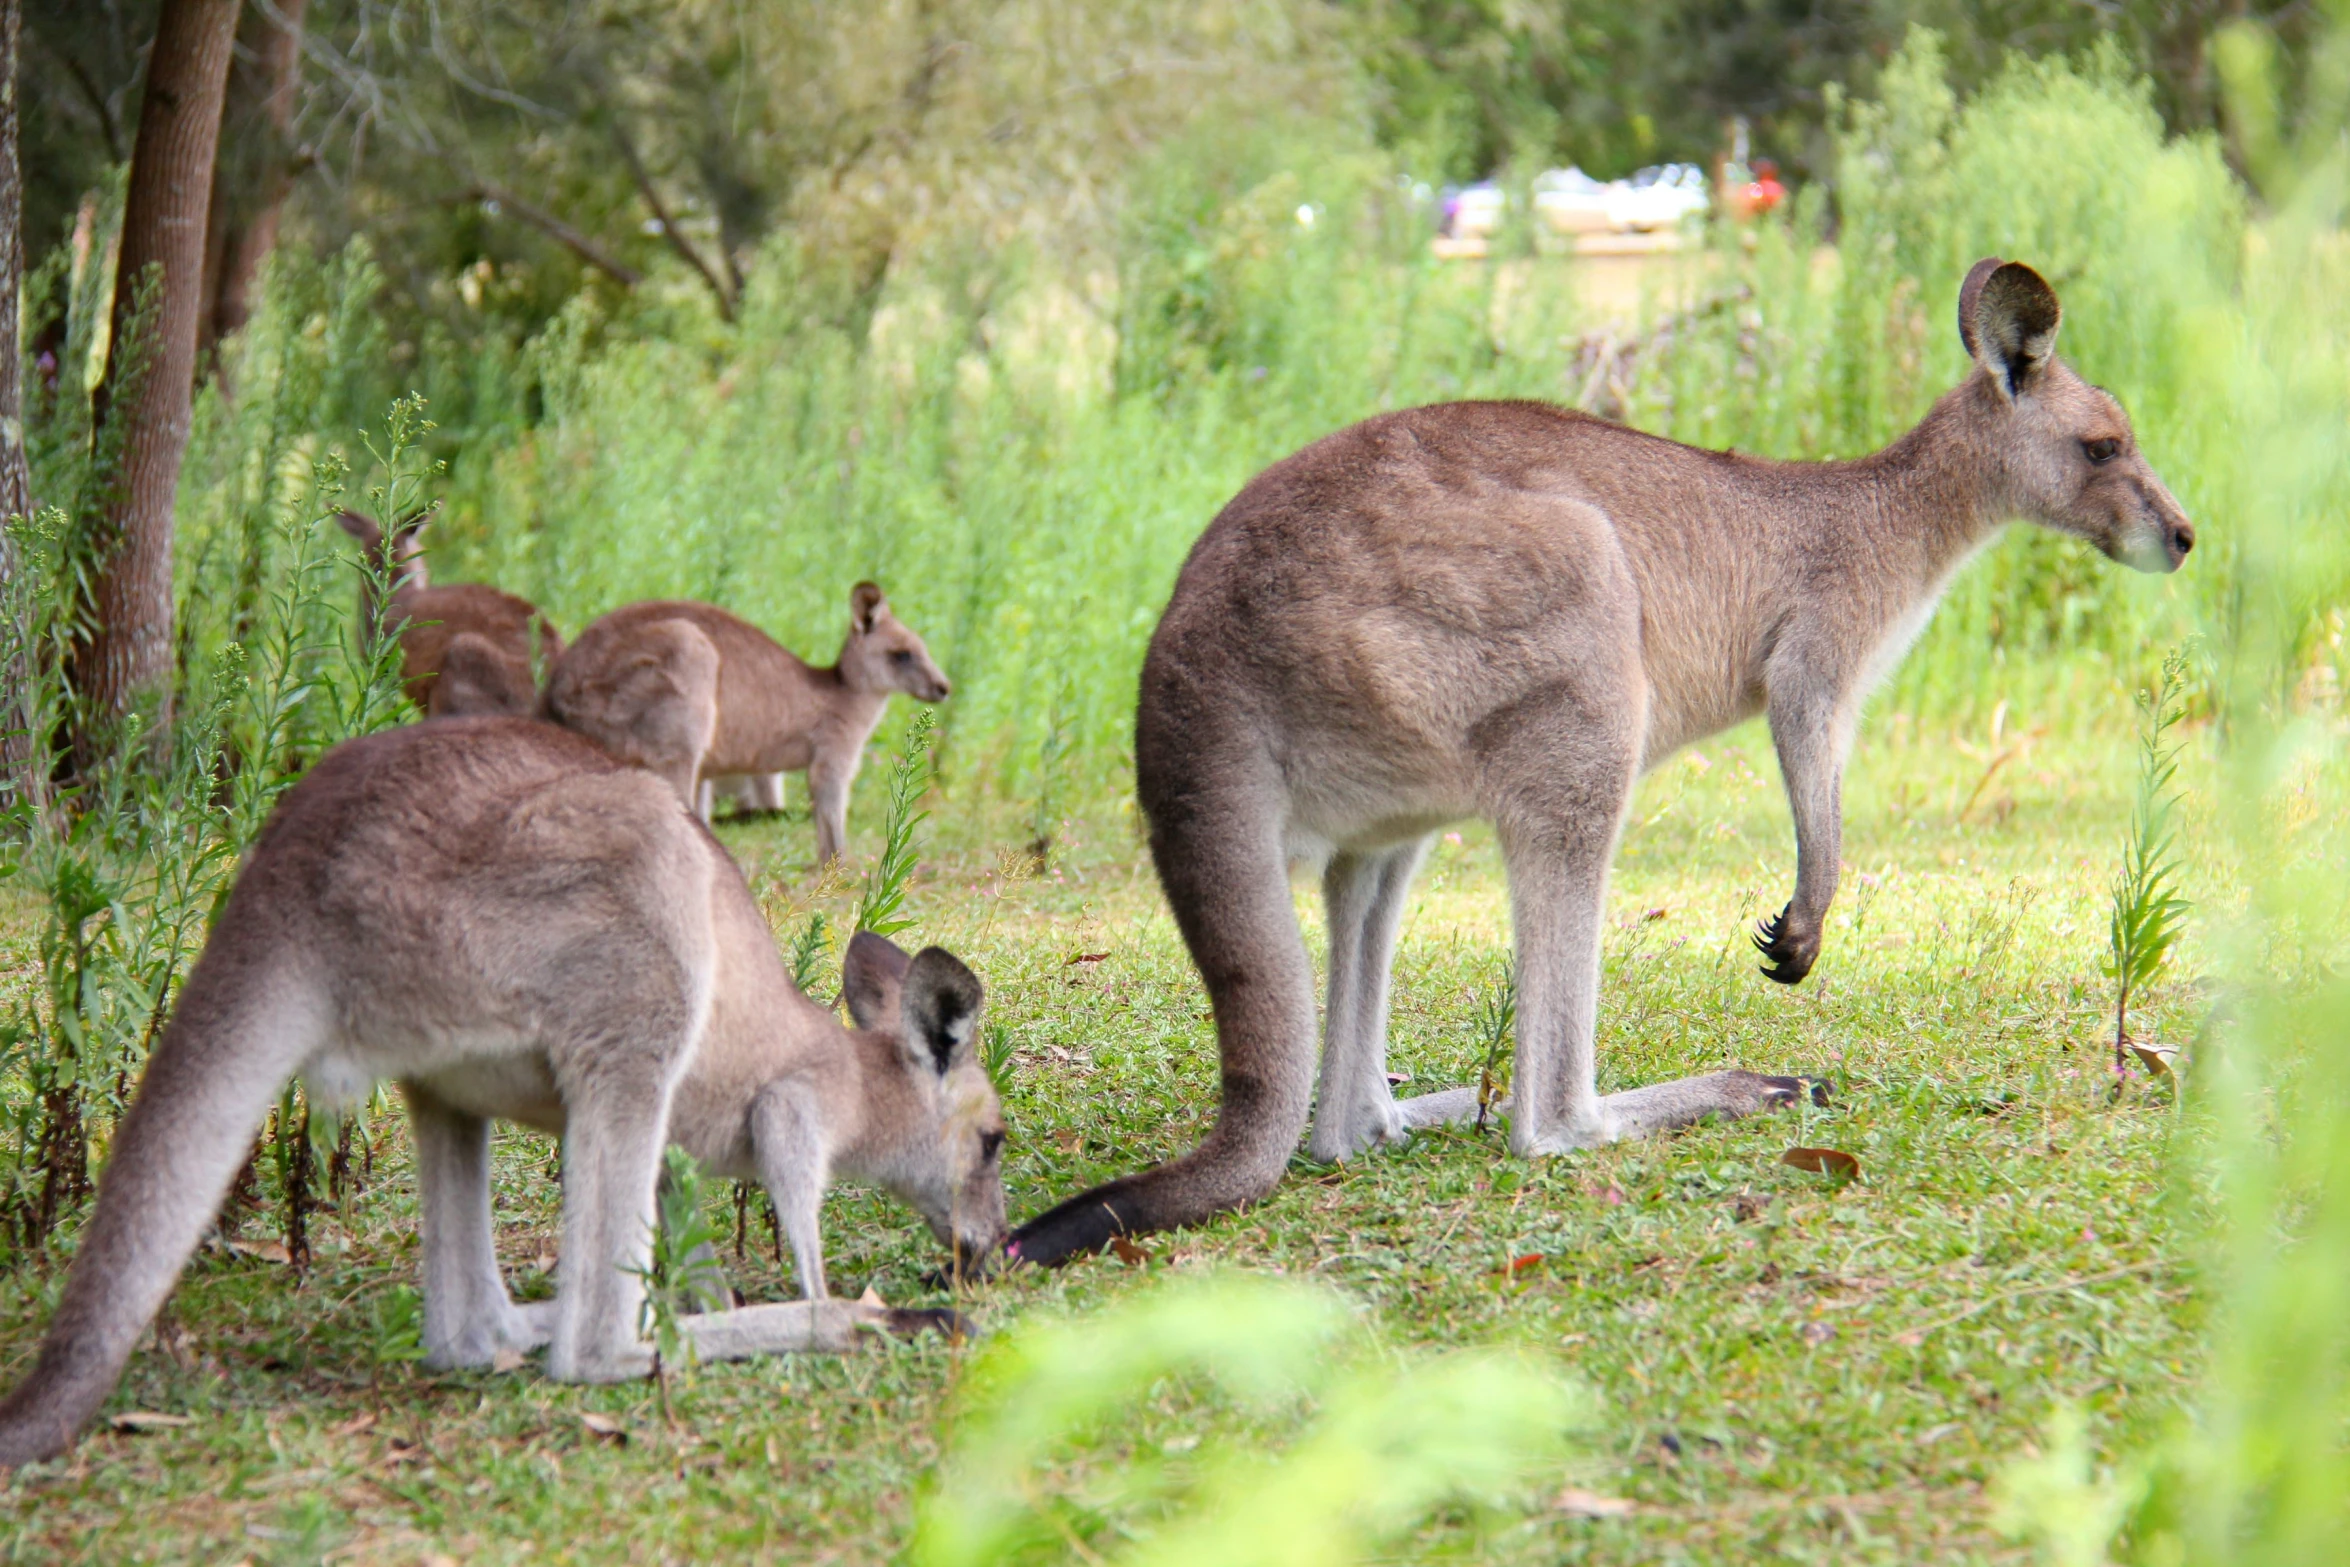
[543, 614, 723, 805]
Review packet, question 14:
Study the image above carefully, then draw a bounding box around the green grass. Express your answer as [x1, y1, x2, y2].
[0, 706, 2217, 1563]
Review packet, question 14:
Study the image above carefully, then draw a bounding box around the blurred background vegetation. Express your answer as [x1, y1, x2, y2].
[7, 1, 2350, 1558]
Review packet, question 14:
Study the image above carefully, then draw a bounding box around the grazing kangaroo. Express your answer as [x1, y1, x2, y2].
[545, 585, 951, 861]
[0, 718, 1006, 1467]
[1011, 260, 2195, 1265]
[335, 509, 565, 717]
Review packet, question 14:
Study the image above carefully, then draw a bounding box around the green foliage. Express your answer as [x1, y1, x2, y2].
[854, 709, 936, 940]
[1356, 0, 2312, 184]
[786, 911, 832, 997]
[910, 1274, 1584, 1566]
[981, 1025, 1019, 1100]
[2105, 650, 2193, 1069]
[0, 323, 432, 1254]
[1471, 960, 1516, 1132]
[632, 1147, 730, 1378]
[369, 1285, 429, 1370]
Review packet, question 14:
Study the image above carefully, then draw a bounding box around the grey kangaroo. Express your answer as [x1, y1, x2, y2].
[1011, 259, 2194, 1265]
[335, 509, 566, 718]
[544, 586, 951, 861]
[0, 719, 1005, 1467]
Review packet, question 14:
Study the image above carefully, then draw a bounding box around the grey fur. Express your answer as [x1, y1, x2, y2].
[0, 719, 1004, 1467]
[544, 585, 950, 862]
[1011, 259, 2194, 1264]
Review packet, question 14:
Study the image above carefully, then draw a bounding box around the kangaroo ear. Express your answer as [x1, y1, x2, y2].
[333, 510, 385, 550]
[900, 947, 983, 1077]
[1961, 259, 2062, 399]
[850, 582, 886, 634]
[841, 931, 912, 1028]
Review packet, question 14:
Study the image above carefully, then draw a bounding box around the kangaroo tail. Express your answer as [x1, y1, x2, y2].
[0, 941, 324, 1467]
[1010, 742, 1313, 1267]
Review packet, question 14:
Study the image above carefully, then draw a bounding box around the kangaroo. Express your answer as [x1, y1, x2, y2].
[0, 717, 1006, 1467]
[1011, 259, 2195, 1265]
[334, 509, 566, 718]
[544, 585, 951, 861]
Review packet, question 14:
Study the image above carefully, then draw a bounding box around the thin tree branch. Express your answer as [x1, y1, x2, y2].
[610, 122, 734, 321]
[459, 184, 642, 288]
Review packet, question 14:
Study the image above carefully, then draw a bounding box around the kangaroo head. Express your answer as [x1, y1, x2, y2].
[1959, 258, 2194, 574]
[333, 508, 432, 593]
[838, 582, 952, 702]
[840, 932, 1006, 1272]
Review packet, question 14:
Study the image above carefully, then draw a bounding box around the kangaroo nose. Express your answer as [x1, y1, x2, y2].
[2171, 522, 2194, 557]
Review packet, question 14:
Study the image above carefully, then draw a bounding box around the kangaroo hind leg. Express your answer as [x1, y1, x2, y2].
[1309, 837, 1430, 1162]
[403, 1084, 551, 1368]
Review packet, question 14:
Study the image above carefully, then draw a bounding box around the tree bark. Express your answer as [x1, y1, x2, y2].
[71, 0, 240, 747]
[199, 0, 308, 365]
[1, 0, 37, 805]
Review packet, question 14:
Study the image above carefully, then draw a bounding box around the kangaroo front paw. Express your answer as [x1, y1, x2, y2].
[1753, 902, 1820, 985]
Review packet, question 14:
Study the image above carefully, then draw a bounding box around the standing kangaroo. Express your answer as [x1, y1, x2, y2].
[335, 510, 566, 718]
[1012, 260, 2195, 1265]
[0, 718, 1005, 1467]
[544, 585, 951, 861]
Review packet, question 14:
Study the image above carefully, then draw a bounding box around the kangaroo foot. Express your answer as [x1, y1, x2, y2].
[876, 1306, 974, 1342]
[1600, 1069, 1827, 1139]
[1306, 1093, 1406, 1162]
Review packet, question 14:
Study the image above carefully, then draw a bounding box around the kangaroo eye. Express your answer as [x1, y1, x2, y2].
[979, 1129, 1005, 1162]
[2082, 437, 2122, 464]
[890, 650, 914, 665]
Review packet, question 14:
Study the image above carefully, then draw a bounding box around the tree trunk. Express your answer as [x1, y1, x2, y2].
[0, 0, 36, 806]
[199, 0, 308, 366]
[70, 0, 240, 749]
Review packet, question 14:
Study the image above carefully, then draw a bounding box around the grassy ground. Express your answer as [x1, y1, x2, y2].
[0, 691, 2212, 1565]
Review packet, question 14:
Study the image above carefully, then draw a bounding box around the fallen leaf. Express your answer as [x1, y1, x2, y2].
[1556, 1486, 1639, 1519]
[1110, 1236, 1150, 1266]
[1498, 1253, 1545, 1277]
[1781, 1147, 1861, 1181]
[228, 1238, 291, 1264]
[1064, 951, 1110, 965]
[857, 1284, 888, 1309]
[1800, 1321, 1839, 1346]
[110, 1411, 194, 1433]
[329, 1412, 378, 1438]
[2131, 1042, 2182, 1081]
[491, 1347, 527, 1374]
[580, 1413, 627, 1445]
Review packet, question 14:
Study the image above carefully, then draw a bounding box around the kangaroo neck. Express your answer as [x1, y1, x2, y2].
[1839, 380, 2009, 581]
[822, 646, 891, 715]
